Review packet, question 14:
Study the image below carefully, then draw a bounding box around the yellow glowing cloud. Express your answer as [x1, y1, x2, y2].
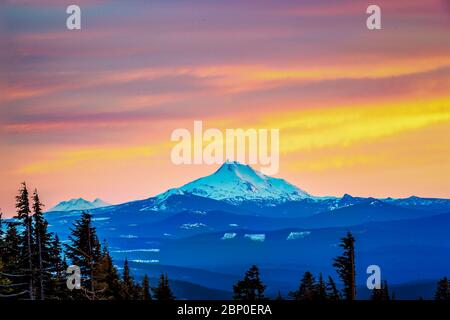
[19, 143, 169, 174]
[183, 57, 450, 93]
[252, 97, 450, 154]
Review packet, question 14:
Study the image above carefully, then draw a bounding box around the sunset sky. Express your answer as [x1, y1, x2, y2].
[1, 0, 450, 216]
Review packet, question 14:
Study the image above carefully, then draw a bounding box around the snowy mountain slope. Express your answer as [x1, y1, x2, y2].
[48, 198, 111, 212]
[383, 196, 450, 213]
[157, 161, 311, 204]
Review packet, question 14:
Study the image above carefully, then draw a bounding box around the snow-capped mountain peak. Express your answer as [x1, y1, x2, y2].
[48, 198, 111, 212]
[157, 161, 311, 203]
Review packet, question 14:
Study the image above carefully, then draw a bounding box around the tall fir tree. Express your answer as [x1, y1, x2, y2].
[371, 280, 390, 301]
[0, 212, 5, 268]
[47, 234, 67, 299]
[315, 273, 327, 301]
[383, 280, 390, 301]
[326, 276, 341, 301]
[120, 258, 136, 300]
[141, 274, 152, 300]
[233, 265, 266, 301]
[2, 223, 21, 272]
[65, 212, 102, 299]
[153, 274, 175, 301]
[32, 189, 53, 300]
[289, 271, 316, 301]
[434, 277, 450, 301]
[333, 231, 356, 300]
[93, 243, 121, 300]
[14, 182, 34, 300]
[0, 213, 13, 298]
[1, 221, 28, 298]
[0, 211, 4, 250]
[275, 291, 284, 300]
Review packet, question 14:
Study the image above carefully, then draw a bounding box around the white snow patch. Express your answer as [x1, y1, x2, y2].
[92, 217, 110, 221]
[119, 234, 138, 239]
[244, 233, 265, 242]
[221, 233, 237, 240]
[287, 231, 311, 240]
[180, 223, 207, 229]
[130, 259, 159, 264]
[111, 249, 160, 253]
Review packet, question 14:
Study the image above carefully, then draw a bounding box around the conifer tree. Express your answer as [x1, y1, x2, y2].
[0, 260, 14, 298]
[315, 273, 327, 301]
[0, 214, 13, 298]
[32, 189, 53, 300]
[326, 276, 341, 301]
[233, 265, 266, 300]
[47, 234, 67, 299]
[0, 211, 4, 250]
[275, 291, 283, 300]
[120, 259, 136, 300]
[14, 182, 34, 300]
[434, 277, 450, 301]
[94, 243, 121, 300]
[333, 231, 356, 300]
[383, 280, 390, 301]
[141, 274, 152, 300]
[289, 271, 316, 300]
[371, 280, 390, 301]
[3, 223, 21, 271]
[65, 212, 102, 299]
[1, 221, 27, 298]
[153, 274, 175, 301]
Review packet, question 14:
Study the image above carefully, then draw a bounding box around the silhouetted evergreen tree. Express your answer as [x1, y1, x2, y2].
[333, 231, 356, 300]
[289, 271, 316, 300]
[1, 222, 28, 298]
[15, 182, 35, 300]
[0, 212, 4, 250]
[47, 234, 67, 299]
[275, 291, 283, 300]
[32, 189, 54, 300]
[326, 276, 341, 301]
[233, 265, 266, 301]
[0, 260, 14, 298]
[153, 274, 175, 300]
[383, 281, 390, 300]
[315, 273, 327, 301]
[371, 280, 390, 301]
[2, 223, 21, 272]
[0, 213, 14, 298]
[94, 243, 121, 300]
[434, 277, 450, 301]
[65, 212, 102, 299]
[141, 274, 152, 300]
[120, 259, 136, 300]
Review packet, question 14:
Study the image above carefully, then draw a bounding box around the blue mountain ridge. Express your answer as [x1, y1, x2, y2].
[42, 162, 450, 299]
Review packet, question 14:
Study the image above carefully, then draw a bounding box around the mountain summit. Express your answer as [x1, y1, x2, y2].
[158, 161, 311, 203]
[48, 198, 111, 212]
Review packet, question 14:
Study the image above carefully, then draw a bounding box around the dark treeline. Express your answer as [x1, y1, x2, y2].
[1, 183, 449, 300]
[0, 183, 174, 300]
[232, 232, 449, 301]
